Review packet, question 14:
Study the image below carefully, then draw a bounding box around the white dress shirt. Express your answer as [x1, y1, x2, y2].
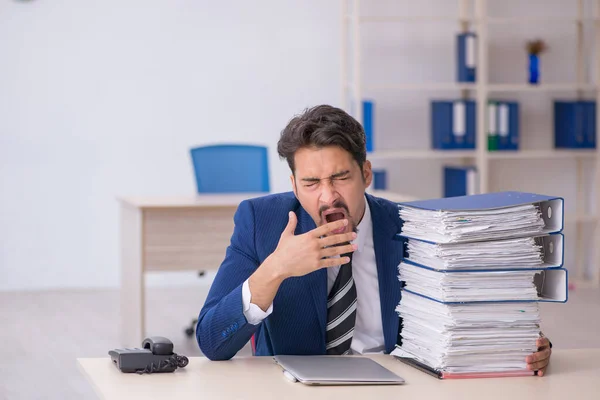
[241, 197, 385, 354]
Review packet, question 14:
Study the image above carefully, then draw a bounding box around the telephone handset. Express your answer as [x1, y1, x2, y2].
[142, 336, 174, 356]
[109, 336, 189, 374]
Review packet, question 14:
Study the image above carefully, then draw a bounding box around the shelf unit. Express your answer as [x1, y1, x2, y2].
[368, 149, 598, 161]
[345, 15, 600, 24]
[341, 0, 600, 287]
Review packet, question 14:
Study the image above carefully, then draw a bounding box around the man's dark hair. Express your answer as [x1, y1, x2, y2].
[277, 105, 367, 174]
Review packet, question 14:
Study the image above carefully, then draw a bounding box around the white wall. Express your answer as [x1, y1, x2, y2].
[1, 0, 595, 291]
[0, 0, 341, 291]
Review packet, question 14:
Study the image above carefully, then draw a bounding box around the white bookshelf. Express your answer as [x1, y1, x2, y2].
[486, 16, 600, 25]
[487, 149, 597, 159]
[368, 149, 476, 160]
[359, 83, 597, 92]
[362, 83, 476, 91]
[566, 213, 599, 223]
[350, 16, 600, 24]
[368, 148, 597, 161]
[488, 83, 597, 92]
[341, 0, 600, 287]
[356, 16, 462, 23]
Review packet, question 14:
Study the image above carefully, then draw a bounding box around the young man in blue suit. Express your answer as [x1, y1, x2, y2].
[196, 105, 552, 375]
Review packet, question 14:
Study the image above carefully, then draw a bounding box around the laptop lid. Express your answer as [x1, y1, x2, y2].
[273, 355, 405, 386]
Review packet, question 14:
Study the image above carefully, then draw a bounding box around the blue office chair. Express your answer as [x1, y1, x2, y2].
[185, 144, 270, 337]
[189, 144, 270, 193]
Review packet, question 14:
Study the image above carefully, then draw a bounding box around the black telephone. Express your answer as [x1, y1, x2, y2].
[109, 336, 189, 374]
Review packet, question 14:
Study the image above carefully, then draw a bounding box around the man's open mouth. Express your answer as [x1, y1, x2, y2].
[322, 208, 349, 234]
[324, 210, 346, 223]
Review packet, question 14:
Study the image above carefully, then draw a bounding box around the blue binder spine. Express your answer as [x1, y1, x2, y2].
[362, 100, 374, 152]
[397, 191, 564, 238]
[508, 102, 520, 150]
[465, 100, 476, 149]
[497, 102, 510, 150]
[576, 100, 585, 147]
[432, 100, 476, 149]
[487, 101, 498, 151]
[452, 101, 467, 147]
[444, 166, 478, 198]
[431, 101, 453, 149]
[495, 101, 519, 151]
[553, 101, 566, 148]
[554, 101, 586, 148]
[457, 32, 476, 83]
[396, 233, 565, 271]
[372, 169, 387, 190]
[400, 266, 568, 305]
[583, 100, 596, 149]
[398, 258, 568, 304]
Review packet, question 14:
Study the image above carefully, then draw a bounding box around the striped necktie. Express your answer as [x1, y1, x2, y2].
[326, 253, 357, 355]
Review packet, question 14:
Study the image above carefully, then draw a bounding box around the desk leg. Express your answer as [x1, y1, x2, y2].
[120, 205, 144, 347]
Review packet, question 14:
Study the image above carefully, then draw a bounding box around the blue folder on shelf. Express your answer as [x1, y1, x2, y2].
[554, 101, 584, 148]
[457, 32, 476, 83]
[363, 100, 374, 152]
[431, 100, 476, 149]
[495, 101, 520, 151]
[554, 100, 597, 149]
[396, 232, 565, 272]
[444, 166, 478, 197]
[372, 169, 387, 190]
[582, 100, 597, 149]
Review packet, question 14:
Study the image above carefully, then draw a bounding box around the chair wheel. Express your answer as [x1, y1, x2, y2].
[184, 327, 195, 337]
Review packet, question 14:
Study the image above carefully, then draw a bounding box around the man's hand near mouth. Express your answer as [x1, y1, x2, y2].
[248, 211, 358, 311]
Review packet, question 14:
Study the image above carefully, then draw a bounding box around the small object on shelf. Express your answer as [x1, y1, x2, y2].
[554, 100, 596, 149]
[431, 100, 476, 150]
[457, 32, 476, 83]
[363, 100, 374, 152]
[526, 39, 547, 85]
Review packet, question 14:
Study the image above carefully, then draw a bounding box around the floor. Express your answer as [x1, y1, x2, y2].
[0, 284, 599, 400]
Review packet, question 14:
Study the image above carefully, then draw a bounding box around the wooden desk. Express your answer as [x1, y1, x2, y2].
[118, 191, 416, 347]
[78, 349, 600, 400]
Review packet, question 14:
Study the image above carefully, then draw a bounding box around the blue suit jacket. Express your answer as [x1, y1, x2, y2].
[196, 192, 403, 360]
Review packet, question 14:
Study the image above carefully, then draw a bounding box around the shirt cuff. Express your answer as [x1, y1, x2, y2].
[242, 279, 273, 325]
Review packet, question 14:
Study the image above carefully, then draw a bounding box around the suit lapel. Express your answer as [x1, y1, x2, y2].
[367, 194, 402, 353]
[296, 206, 328, 350]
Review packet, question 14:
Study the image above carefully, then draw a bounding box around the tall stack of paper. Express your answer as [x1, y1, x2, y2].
[397, 291, 541, 374]
[392, 191, 568, 378]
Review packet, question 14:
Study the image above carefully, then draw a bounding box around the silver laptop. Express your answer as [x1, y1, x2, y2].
[273, 355, 406, 386]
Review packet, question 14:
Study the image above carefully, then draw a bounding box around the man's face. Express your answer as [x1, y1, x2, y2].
[291, 146, 372, 234]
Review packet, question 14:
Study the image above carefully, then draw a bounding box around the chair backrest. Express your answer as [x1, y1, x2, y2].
[190, 144, 270, 193]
